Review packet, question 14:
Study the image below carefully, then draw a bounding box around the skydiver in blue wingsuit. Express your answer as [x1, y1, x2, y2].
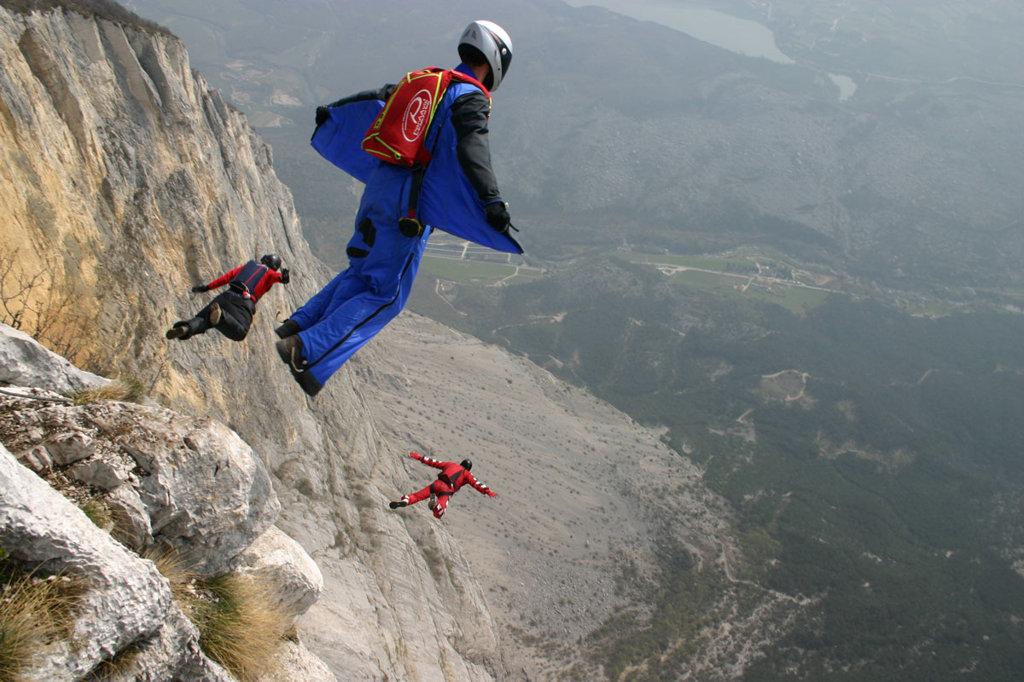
[274, 20, 521, 397]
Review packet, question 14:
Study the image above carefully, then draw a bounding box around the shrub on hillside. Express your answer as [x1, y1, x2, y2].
[0, 0, 171, 35]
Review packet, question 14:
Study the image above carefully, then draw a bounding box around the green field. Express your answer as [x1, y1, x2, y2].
[670, 269, 831, 314]
[420, 256, 537, 284]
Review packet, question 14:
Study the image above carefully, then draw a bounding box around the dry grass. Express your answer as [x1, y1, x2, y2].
[69, 378, 146, 406]
[194, 574, 290, 681]
[145, 548, 199, 618]
[0, 567, 81, 681]
[148, 550, 290, 681]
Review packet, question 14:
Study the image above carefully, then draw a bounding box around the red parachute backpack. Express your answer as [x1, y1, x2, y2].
[362, 67, 490, 167]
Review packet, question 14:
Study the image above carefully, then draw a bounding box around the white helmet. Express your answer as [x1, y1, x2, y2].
[458, 20, 513, 92]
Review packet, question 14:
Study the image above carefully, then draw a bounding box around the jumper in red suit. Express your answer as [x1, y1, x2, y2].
[176, 260, 288, 341]
[206, 262, 285, 303]
[401, 452, 496, 519]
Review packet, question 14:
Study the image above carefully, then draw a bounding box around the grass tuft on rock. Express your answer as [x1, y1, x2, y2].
[78, 497, 113, 531]
[193, 574, 290, 681]
[0, 562, 82, 681]
[87, 640, 144, 681]
[69, 377, 146, 406]
[146, 549, 199, 617]
[148, 550, 290, 681]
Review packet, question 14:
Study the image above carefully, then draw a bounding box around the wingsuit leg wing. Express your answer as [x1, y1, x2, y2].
[287, 267, 366, 334]
[289, 208, 431, 389]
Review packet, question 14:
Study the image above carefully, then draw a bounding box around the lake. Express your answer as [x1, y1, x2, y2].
[563, 0, 795, 64]
[565, 1, 859, 100]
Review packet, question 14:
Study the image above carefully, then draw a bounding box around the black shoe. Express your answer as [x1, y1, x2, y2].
[207, 302, 222, 326]
[389, 500, 407, 509]
[275, 335, 307, 372]
[292, 368, 323, 398]
[165, 322, 189, 340]
[275, 319, 300, 338]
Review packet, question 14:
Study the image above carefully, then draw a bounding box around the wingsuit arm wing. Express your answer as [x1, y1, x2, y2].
[206, 264, 244, 291]
[466, 472, 498, 497]
[311, 84, 396, 185]
[409, 452, 446, 470]
[451, 91, 501, 205]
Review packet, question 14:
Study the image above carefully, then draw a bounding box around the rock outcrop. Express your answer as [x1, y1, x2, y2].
[0, 325, 329, 680]
[1, 394, 281, 576]
[0, 440, 233, 681]
[234, 526, 323, 618]
[0, 322, 108, 393]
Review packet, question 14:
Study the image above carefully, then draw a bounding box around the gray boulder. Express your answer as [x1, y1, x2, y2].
[45, 430, 97, 466]
[0, 323, 108, 393]
[0, 443, 168, 679]
[234, 525, 324, 618]
[132, 415, 282, 575]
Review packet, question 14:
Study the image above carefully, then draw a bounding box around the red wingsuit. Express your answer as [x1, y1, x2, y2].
[402, 452, 496, 519]
[206, 262, 285, 303]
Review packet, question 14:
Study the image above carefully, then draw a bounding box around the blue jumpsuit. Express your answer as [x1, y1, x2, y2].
[293, 65, 522, 389]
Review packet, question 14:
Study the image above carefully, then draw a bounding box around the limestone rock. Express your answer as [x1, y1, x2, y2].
[105, 483, 152, 551]
[17, 444, 53, 472]
[234, 525, 323, 617]
[257, 640, 337, 682]
[68, 455, 134, 490]
[0, 442, 170, 679]
[133, 416, 281, 576]
[0, 392, 280, 577]
[0, 323, 108, 394]
[44, 430, 96, 466]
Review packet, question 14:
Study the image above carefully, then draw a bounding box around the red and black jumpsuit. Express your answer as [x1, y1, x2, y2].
[401, 452, 497, 519]
[184, 261, 287, 340]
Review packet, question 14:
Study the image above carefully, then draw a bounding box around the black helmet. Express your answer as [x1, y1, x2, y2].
[460, 458, 473, 471]
[260, 254, 282, 270]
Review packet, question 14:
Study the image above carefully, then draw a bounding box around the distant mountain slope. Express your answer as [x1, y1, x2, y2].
[129, 0, 1024, 287]
[412, 254, 1024, 680]
[730, 0, 1024, 84]
[364, 313, 804, 679]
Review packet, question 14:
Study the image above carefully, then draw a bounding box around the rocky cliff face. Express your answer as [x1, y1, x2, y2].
[0, 4, 506, 679]
[0, 323, 327, 681]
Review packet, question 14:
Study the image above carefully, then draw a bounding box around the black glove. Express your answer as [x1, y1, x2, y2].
[485, 201, 511, 234]
[280, 268, 290, 284]
[191, 284, 209, 293]
[315, 106, 330, 127]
